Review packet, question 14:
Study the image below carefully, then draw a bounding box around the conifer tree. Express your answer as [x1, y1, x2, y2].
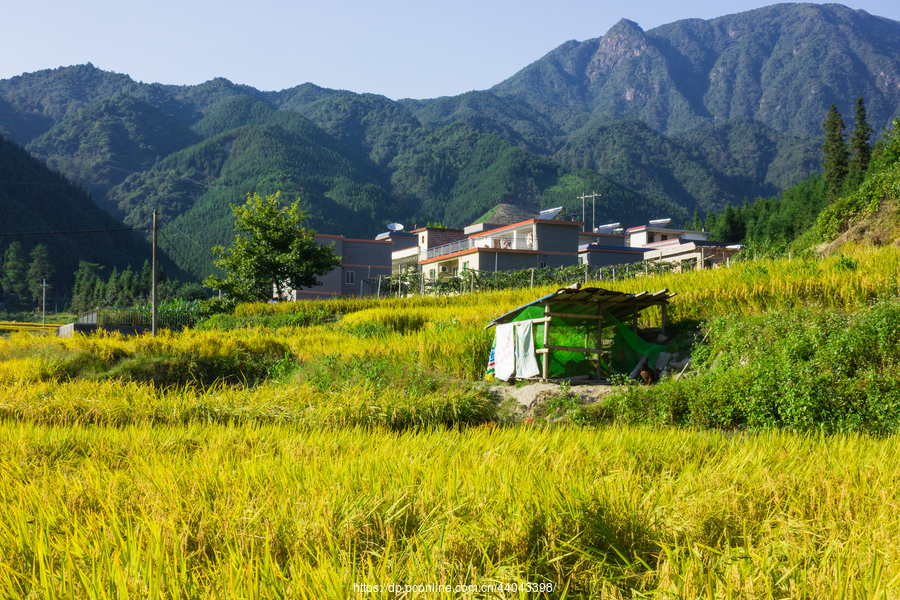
[2, 242, 28, 308]
[823, 104, 849, 199]
[104, 267, 120, 306]
[691, 207, 702, 231]
[71, 261, 103, 314]
[27, 244, 54, 312]
[118, 266, 136, 305]
[139, 260, 152, 298]
[848, 97, 873, 188]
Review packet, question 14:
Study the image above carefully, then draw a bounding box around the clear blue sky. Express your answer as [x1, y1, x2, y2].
[3, 0, 900, 100]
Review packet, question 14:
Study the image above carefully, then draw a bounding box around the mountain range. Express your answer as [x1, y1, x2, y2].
[1, 2, 898, 279]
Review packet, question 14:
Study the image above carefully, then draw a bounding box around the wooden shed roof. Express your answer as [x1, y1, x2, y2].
[485, 286, 675, 329]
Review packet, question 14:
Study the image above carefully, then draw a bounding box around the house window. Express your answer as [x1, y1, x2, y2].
[648, 233, 655, 243]
[540, 261, 547, 268]
[462, 261, 469, 270]
[661, 234, 668, 241]
[345, 271, 355, 285]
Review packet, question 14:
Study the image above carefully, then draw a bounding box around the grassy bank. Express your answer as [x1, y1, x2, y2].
[610, 292, 900, 435]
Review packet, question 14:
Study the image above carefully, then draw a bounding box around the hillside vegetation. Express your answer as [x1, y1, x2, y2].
[0, 134, 183, 309]
[7, 4, 900, 281]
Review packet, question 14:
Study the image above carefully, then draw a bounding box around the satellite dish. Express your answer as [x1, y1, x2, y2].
[387, 222, 404, 231]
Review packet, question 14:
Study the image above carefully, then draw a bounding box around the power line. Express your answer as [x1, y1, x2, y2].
[158, 229, 206, 282]
[0, 227, 148, 237]
[0, 181, 88, 187]
[159, 215, 217, 259]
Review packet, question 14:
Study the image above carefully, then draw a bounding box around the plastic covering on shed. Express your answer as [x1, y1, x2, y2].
[485, 287, 675, 379]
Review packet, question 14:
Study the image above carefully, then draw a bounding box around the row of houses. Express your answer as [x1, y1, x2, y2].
[290, 210, 742, 300]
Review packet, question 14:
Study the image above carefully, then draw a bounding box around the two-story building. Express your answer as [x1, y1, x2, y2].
[289, 234, 393, 299]
[625, 218, 742, 269]
[577, 226, 649, 266]
[417, 218, 583, 279]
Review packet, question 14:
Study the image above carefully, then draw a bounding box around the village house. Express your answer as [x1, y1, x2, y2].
[416, 215, 583, 279]
[624, 218, 742, 269]
[285, 212, 743, 299]
[289, 234, 392, 299]
[577, 227, 648, 266]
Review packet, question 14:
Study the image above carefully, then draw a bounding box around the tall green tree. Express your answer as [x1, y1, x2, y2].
[2, 242, 29, 308]
[205, 192, 342, 302]
[27, 244, 54, 312]
[848, 97, 873, 188]
[71, 261, 104, 314]
[823, 104, 850, 199]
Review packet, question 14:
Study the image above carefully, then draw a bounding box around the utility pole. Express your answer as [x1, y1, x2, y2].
[577, 191, 600, 232]
[152, 210, 158, 337]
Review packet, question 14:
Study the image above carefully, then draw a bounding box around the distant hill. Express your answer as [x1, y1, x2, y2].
[2, 4, 899, 277]
[26, 94, 201, 216]
[486, 3, 900, 139]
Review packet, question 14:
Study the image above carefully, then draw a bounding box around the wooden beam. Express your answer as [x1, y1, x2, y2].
[536, 345, 600, 355]
[542, 303, 550, 381]
[596, 304, 603, 380]
[547, 311, 603, 320]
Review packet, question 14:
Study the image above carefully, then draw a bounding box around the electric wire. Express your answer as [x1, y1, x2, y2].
[159, 215, 217, 259]
[157, 229, 206, 282]
[0, 227, 148, 237]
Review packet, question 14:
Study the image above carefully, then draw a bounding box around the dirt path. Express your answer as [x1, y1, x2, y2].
[486, 381, 616, 415]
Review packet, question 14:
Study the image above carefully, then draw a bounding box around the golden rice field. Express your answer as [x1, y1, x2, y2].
[2, 424, 900, 598]
[0, 244, 899, 597]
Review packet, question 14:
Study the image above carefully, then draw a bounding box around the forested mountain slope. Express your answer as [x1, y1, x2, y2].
[487, 3, 900, 139]
[1, 3, 898, 279]
[0, 134, 181, 289]
[26, 94, 201, 215]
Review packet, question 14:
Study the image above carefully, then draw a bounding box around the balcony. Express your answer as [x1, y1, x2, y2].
[424, 236, 533, 260]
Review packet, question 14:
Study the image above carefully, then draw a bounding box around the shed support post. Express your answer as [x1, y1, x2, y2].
[661, 303, 667, 334]
[596, 304, 603, 380]
[542, 303, 550, 381]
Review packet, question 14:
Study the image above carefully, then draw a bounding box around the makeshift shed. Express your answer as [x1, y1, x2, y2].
[485, 286, 675, 381]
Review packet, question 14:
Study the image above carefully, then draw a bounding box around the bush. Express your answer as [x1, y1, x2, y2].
[610, 295, 900, 435]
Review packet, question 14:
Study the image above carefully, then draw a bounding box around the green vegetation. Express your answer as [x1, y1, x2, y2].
[25, 94, 201, 215]
[0, 134, 184, 312]
[612, 292, 900, 434]
[4, 8, 900, 594]
[0, 242, 895, 595]
[205, 192, 341, 302]
[10, 4, 897, 283]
